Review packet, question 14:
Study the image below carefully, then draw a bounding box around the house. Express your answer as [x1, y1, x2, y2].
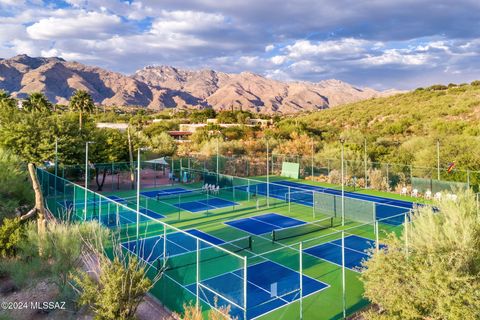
[167, 131, 192, 142]
[96, 122, 129, 131]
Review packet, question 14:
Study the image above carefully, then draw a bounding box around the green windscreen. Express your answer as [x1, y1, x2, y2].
[412, 177, 468, 193]
[281, 162, 300, 179]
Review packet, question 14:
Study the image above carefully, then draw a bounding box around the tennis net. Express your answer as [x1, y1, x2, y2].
[272, 217, 334, 241]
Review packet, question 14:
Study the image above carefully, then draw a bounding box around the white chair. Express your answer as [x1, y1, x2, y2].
[208, 184, 215, 193]
[214, 185, 220, 195]
[400, 187, 408, 196]
[434, 192, 442, 200]
[202, 184, 208, 193]
[451, 194, 458, 202]
[425, 189, 432, 199]
[411, 189, 419, 197]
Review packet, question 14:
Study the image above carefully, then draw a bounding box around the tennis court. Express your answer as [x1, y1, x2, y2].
[236, 180, 411, 225]
[121, 228, 226, 262]
[39, 165, 416, 320]
[56, 196, 165, 226]
[186, 260, 329, 320]
[141, 187, 239, 213]
[225, 213, 306, 235]
[304, 235, 381, 272]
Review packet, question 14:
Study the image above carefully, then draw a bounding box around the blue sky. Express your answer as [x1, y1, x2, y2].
[0, 0, 479, 90]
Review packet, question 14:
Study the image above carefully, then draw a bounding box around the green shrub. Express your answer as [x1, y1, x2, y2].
[0, 149, 34, 220]
[0, 217, 25, 258]
[471, 80, 480, 86]
[362, 190, 480, 319]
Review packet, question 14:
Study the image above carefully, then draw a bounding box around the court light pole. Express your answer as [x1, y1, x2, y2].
[266, 139, 270, 207]
[55, 137, 58, 177]
[216, 137, 219, 184]
[311, 138, 314, 179]
[54, 137, 58, 198]
[364, 138, 368, 189]
[340, 138, 345, 226]
[135, 147, 149, 254]
[436, 139, 440, 180]
[84, 141, 94, 220]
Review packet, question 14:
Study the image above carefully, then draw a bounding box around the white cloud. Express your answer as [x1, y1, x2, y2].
[0, 0, 25, 6]
[361, 49, 431, 66]
[265, 44, 274, 52]
[288, 60, 327, 73]
[151, 10, 225, 34]
[270, 55, 287, 65]
[27, 11, 122, 40]
[285, 38, 369, 60]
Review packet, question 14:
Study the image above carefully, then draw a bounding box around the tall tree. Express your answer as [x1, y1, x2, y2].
[22, 92, 52, 113]
[69, 90, 95, 130]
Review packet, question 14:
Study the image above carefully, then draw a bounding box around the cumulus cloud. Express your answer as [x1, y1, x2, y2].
[27, 11, 123, 40]
[0, 0, 479, 89]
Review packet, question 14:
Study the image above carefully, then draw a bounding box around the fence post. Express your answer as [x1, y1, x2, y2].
[243, 257, 248, 320]
[196, 238, 199, 308]
[299, 241, 303, 320]
[342, 231, 346, 319]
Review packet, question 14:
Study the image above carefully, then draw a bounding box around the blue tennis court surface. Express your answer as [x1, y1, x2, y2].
[304, 235, 383, 272]
[173, 197, 239, 213]
[141, 187, 192, 198]
[237, 180, 413, 225]
[186, 260, 329, 319]
[121, 229, 225, 262]
[225, 213, 306, 235]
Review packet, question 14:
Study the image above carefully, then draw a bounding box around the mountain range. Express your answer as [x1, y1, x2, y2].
[0, 54, 400, 114]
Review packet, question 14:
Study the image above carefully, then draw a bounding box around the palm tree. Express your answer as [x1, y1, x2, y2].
[69, 90, 95, 130]
[22, 92, 53, 113]
[0, 90, 17, 109]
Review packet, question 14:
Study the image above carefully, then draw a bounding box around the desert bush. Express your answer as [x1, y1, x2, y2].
[362, 190, 480, 319]
[328, 169, 341, 184]
[72, 255, 152, 320]
[0, 217, 25, 258]
[0, 149, 34, 220]
[179, 298, 235, 320]
[71, 234, 162, 320]
[368, 169, 390, 191]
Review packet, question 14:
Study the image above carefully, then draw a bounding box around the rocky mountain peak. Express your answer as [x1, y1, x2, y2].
[0, 54, 398, 114]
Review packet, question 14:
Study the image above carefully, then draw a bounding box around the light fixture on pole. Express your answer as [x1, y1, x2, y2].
[84, 141, 94, 220]
[340, 138, 345, 226]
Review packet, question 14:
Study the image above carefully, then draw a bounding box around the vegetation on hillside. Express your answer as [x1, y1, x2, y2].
[294, 82, 480, 171]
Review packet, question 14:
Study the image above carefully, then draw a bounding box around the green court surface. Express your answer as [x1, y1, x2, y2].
[39, 168, 409, 320]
